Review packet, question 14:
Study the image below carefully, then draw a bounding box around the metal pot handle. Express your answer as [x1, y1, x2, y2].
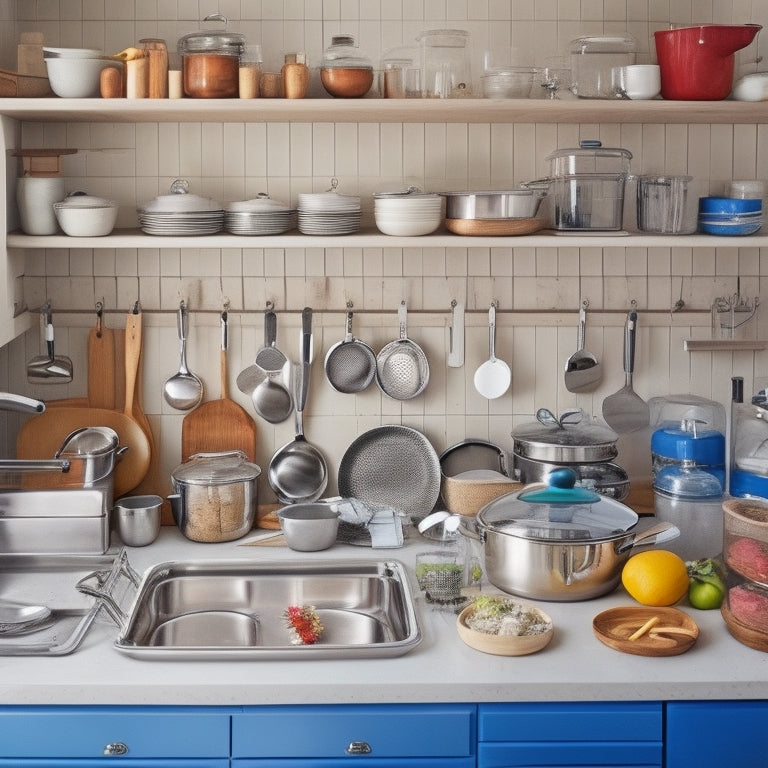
[457, 515, 485, 542]
[75, 549, 141, 630]
[616, 521, 680, 554]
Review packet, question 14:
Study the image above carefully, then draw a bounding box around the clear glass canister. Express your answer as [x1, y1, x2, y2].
[569, 34, 637, 99]
[416, 29, 472, 98]
[177, 14, 245, 98]
[320, 35, 374, 98]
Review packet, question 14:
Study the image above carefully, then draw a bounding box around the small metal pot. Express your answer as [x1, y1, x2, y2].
[170, 451, 260, 543]
[460, 468, 678, 601]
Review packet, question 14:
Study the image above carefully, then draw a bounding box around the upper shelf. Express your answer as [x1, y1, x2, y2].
[8, 228, 768, 249]
[0, 97, 766, 124]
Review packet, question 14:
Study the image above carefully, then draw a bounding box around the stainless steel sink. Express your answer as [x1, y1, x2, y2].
[106, 559, 421, 659]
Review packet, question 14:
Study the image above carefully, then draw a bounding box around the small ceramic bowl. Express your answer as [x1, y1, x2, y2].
[457, 597, 554, 656]
[277, 503, 340, 551]
[54, 196, 119, 236]
[699, 196, 762, 215]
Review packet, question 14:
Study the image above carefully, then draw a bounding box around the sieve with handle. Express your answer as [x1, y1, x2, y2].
[324, 309, 376, 394]
[376, 300, 430, 400]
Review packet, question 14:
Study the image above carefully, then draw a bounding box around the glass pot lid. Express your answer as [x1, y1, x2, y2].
[172, 450, 261, 486]
[545, 140, 632, 177]
[178, 13, 245, 55]
[476, 467, 638, 541]
[321, 34, 373, 69]
[512, 408, 618, 462]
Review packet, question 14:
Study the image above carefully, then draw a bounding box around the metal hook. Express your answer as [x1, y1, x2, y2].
[95, 301, 104, 337]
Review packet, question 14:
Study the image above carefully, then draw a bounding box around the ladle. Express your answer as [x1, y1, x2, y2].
[473, 303, 511, 399]
[163, 301, 204, 411]
[564, 301, 602, 393]
[268, 307, 328, 504]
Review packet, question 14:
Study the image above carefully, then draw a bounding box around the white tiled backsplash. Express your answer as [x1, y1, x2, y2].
[2, 1, 768, 505]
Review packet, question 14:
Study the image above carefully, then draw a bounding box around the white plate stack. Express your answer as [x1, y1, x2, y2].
[139, 180, 224, 236]
[225, 196, 297, 236]
[298, 186, 361, 235]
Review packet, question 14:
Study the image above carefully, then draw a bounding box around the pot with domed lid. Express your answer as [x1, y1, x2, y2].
[459, 468, 678, 601]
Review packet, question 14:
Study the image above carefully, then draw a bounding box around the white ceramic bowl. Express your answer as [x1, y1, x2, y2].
[277, 504, 340, 551]
[374, 214, 441, 236]
[43, 47, 104, 58]
[54, 199, 119, 236]
[45, 56, 111, 97]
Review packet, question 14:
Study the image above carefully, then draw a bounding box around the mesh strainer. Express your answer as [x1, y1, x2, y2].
[338, 425, 441, 517]
[376, 301, 430, 400]
[324, 310, 376, 394]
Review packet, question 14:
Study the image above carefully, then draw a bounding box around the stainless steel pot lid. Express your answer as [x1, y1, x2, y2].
[476, 467, 638, 541]
[512, 408, 618, 463]
[172, 450, 261, 485]
[56, 427, 119, 457]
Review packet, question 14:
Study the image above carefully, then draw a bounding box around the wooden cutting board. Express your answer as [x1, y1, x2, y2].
[181, 311, 257, 463]
[87, 316, 116, 409]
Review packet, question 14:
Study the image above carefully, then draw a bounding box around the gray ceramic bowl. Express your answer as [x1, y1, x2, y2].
[277, 503, 340, 551]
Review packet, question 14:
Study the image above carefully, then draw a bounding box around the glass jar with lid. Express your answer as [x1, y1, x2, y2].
[177, 13, 245, 98]
[320, 34, 374, 98]
[416, 29, 473, 98]
[569, 33, 637, 98]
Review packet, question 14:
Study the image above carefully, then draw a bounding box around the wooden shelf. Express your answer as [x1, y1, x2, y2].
[684, 339, 767, 352]
[8, 227, 768, 250]
[0, 97, 766, 124]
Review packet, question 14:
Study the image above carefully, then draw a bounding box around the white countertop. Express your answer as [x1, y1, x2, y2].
[1, 527, 766, 707]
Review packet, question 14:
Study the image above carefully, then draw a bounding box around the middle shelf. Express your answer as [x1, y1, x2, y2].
[9, 228, 768, 250]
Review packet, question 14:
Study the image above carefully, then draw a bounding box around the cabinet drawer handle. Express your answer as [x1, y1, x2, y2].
[103, 742, 129, 756]
[346, 741, 372, 755]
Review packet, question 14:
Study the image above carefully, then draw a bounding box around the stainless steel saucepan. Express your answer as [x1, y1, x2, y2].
[460, 468, 678, 601]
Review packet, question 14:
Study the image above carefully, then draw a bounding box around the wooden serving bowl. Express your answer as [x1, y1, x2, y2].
[456, 600, 554, 656]
[593, 606, 699, 656]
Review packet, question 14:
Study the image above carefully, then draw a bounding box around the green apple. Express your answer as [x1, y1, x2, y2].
[687, 558, 726, 610]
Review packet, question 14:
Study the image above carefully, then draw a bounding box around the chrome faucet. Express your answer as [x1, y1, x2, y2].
[0, 393, 67, 472]
[0, 392, 46, 414]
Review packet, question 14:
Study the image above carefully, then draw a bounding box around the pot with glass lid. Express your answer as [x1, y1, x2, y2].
[459, 468, 679, 601]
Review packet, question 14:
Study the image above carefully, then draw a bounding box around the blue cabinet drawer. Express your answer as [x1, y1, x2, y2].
[480, 740, 661, 767]
[478, 702, 662, 742]
[232, 704, 476, 759]
[0, 706, 231, 759]
[666, 701, 768, 768]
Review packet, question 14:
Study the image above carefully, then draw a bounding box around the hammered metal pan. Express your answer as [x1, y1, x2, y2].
[338, 425, 441, 517]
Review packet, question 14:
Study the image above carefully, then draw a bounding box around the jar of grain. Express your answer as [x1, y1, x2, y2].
[170, 451, 261, 542]
[178, 13, 245, 98]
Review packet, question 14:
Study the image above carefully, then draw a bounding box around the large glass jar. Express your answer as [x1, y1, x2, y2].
[320, 35, 374, 98]
[416, 29, 473, 98]
[569, 34, 637, 98]
[177, 14, 245, 98]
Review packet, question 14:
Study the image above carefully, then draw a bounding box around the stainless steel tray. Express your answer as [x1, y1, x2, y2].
[0, 549, 136, 655]
[97, 559, 421, 660]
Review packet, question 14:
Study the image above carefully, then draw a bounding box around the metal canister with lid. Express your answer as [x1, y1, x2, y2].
[178, 14, 245, 98]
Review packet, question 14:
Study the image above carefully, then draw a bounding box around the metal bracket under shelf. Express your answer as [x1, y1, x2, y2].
[684, 339, 767, 352]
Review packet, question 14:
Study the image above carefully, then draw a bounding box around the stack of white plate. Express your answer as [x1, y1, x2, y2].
[298, 188, 361, 235]
[224, 196, 297, 235]
[374, 190, 443, 236]
[139, 180, 224, 236]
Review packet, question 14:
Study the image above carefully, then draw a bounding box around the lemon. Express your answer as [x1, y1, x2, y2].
[621, 550, 690, 606]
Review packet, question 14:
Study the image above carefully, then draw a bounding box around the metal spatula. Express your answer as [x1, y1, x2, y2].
[27, 302, 73, 384]
[602, 309, 650, 434]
